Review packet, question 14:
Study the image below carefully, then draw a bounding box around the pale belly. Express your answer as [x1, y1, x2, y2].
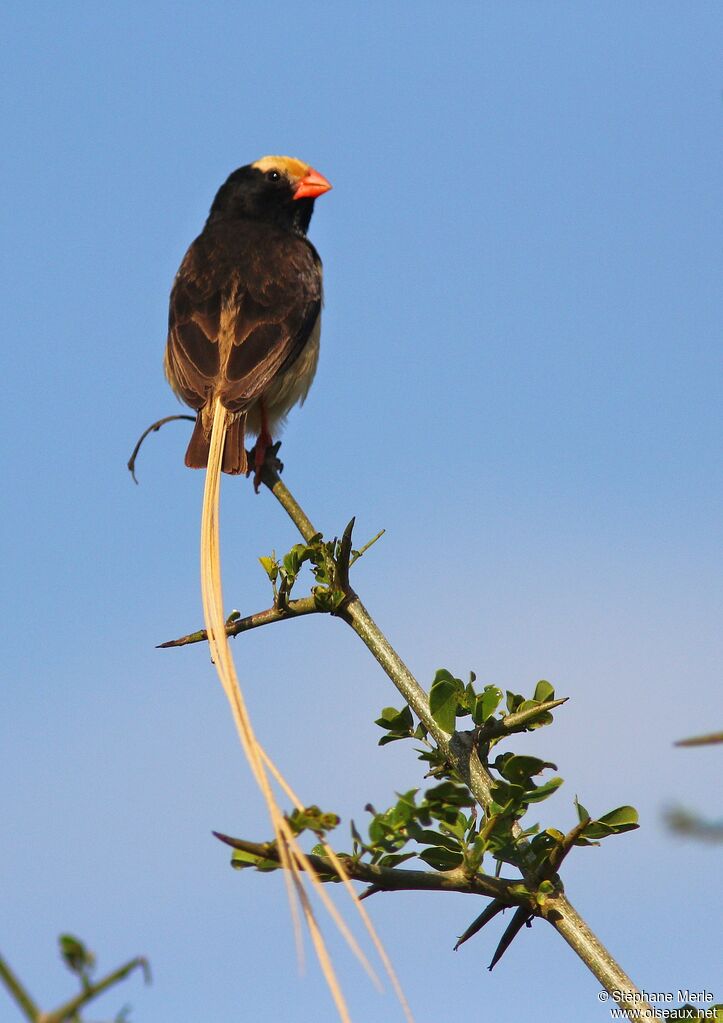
[245, 315, 321, 437]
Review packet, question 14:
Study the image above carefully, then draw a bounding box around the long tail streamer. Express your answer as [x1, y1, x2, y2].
[200, 398, 413, 1023]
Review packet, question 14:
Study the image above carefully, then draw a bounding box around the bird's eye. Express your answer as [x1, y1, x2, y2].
[266, 170, 282, 182]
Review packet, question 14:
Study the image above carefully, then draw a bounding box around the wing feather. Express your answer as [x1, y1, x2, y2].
[166, 222, 321, 416]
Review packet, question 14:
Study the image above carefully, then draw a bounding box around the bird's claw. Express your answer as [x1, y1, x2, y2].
[246, 440, 284, 493]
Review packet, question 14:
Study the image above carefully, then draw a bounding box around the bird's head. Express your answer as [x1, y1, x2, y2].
[207, 156, 332, 234]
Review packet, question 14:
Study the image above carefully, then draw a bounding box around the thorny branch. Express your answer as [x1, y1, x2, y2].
[256, 461, 656, 1019]
[212, 832, 523, 903]
[129, 417, 656, 1021]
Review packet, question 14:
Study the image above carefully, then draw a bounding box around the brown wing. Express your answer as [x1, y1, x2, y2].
[165, 221, 321, 414]
[165, 232, 224, 409]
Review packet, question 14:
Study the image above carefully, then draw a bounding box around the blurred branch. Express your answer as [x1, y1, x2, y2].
[674, 731, 723, 747]
[0, 955, 39, 1023]
[0, 948, 149, 1023]
[665, 807, 723, 843]
[43, 956, 149, 1023]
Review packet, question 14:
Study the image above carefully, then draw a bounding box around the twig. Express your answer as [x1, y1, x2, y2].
[476, 698, 569, 741]
[349, 529, 385, 567]
[543, 819, 591, 876]
[674, 731, 723, 747]
[127, 414, 195, 483]
[0, 951, 149, 1023]
[158, 596, 319, 648]
[43, 957, 150, 1023]
[0, 955, 40, 1023]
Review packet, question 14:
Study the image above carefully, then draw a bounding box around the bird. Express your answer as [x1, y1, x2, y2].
[165, 155, 331, 484]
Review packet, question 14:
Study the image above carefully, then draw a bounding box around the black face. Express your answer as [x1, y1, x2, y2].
[205, 164, 315, 235]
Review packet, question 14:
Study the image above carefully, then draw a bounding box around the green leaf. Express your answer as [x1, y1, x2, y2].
[429, 670, 464, 733]
[473, 685, 503, 724]
[416, 829, 463, 852]
[378, 852, 417, 868]
[374, 706, 414, 733]
[258, 556, 278, 581]
[575, 798, 590, 823]
[536, 879, 555, 905]
[367, 817, 385, 845]
[418, 846, 464, 871]
[425, 781, 474, 807]
[533, 680, 555, 703]
[378, 733, 408, 746]
[489, 779, 526, 813]
[525, 777, 564, 803]
[230, 849, 271, 870]
[597, 805, 639, 830]
[506, 691, 524, 714]
[498, 755, 555, 785]
[390, 790, 419, 827]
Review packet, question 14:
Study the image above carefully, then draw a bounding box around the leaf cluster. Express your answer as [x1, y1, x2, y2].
[260, 535, 346, 612]
[373, 670, 639, 882]
[259, 525, 383, 613]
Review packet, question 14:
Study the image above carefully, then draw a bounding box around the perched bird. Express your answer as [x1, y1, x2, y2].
[165, 155, 331, 482]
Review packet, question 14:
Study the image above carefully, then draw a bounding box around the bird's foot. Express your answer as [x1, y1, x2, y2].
[247, 439, 283, 493]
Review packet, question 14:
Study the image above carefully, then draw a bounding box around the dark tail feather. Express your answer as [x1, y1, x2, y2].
[185, 410, 246, 474]
[185, 413, 210, 469]
[222, 414, 247, 475]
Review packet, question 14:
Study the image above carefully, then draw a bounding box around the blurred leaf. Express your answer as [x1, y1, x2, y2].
[425, 781, 474, 808]
[416, 829, 463, 852]
[230, 850, 279, 872]
[59, 934, 95, 977]
[378, 851, 417, 868]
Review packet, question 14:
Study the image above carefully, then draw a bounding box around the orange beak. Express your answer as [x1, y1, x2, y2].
[293, 168, 333, 200]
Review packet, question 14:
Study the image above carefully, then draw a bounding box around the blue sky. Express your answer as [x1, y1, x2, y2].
[2, 3, 721, 1021]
